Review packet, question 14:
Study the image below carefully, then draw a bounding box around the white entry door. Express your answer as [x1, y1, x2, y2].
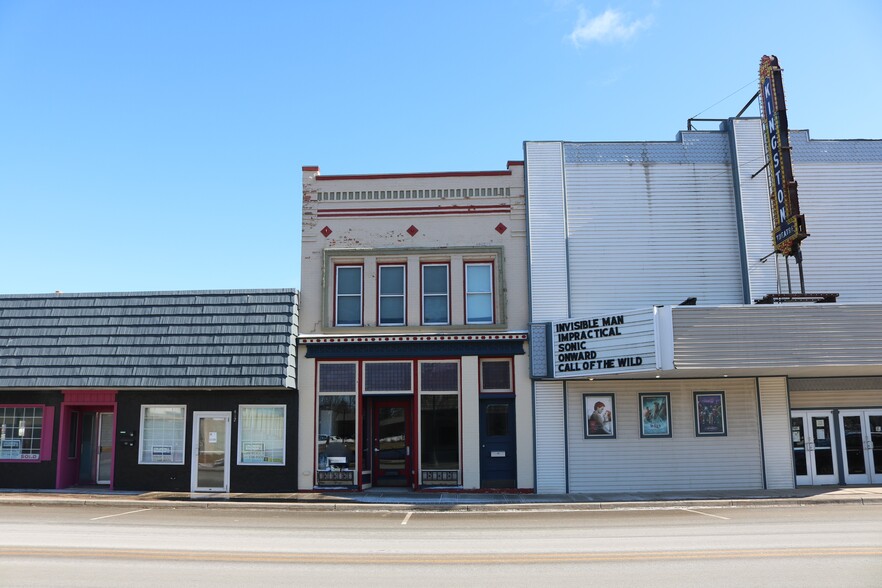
[191, 412, 231, 492]
[791, 410, 839, 486]
[96, 412, 114, 485]
[839, 410, 882, 485]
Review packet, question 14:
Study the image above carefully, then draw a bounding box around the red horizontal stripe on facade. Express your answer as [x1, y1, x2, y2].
[317, 204, 511, 218]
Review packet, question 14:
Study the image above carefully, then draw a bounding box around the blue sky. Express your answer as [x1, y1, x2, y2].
[2, 1, 880, 294]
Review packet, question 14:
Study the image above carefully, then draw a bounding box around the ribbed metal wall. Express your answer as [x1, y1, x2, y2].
[789, 162, 882, 302]
[565, 379, 763, 492]
[731, 118, 780, 300]
[525, 142, 570, 322]
[534, 380, 567, 493]
[672, 305, 882, 368]
[562, 162, 744, 315]
[758, 377, 794, 489]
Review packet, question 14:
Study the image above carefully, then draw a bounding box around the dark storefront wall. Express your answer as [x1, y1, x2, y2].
[114, 389, 298, 493]
[0, 391, 62, 489]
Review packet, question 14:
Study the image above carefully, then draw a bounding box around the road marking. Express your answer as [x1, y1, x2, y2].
[2, 546, 880, 565]
[681, 508, 730, 520]
[401, 512, 413, 525]
[89, 509, 151, 521]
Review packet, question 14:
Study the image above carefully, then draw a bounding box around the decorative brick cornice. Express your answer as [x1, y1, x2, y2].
[299, 333, 528, 345]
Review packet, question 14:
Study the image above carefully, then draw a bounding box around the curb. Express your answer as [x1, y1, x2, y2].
[0, 494, 878, 512]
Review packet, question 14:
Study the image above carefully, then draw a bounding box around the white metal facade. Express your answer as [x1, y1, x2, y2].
[526, 121, 882, 493]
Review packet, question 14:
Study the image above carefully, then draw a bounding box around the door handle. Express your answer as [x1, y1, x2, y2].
[374, 447, 379, 453]
[406, 446, 410, 457]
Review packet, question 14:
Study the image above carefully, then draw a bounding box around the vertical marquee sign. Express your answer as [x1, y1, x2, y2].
[759, 55, 807, 256]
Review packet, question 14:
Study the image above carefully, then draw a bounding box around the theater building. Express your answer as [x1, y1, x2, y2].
[0, 289, 299, 492]
[525, 118, 882, 493]
[298, 163, 533, 491]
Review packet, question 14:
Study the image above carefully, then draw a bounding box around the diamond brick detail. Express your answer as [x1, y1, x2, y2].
[495, 223, 508, 234]
[407, 225, 419, 236]
[321, 226, 332, 237]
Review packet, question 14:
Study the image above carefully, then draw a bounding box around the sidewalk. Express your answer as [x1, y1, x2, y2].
[1, 485, 881, 512]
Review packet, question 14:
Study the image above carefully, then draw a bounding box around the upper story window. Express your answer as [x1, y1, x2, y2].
[422, 263, 450, 325]
[378, 264, 406, 326]
[465, 263, 494, 324]
[335, 265, 363, 326]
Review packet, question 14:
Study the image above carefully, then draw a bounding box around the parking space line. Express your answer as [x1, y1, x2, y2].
[681, 508, 730, 520]
[90, 508, 151, 521]
[401, 512, 413, 525]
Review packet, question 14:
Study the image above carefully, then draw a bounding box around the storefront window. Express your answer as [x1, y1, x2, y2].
[317, 395, 356, 471]
[238, 405, 285, 465]
[139, 405, 186, 464]
[0, 407, 43, 461]
[420, 395, 459, 469]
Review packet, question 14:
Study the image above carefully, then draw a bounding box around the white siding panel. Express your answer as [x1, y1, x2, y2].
[789, 162, 882, 303]
[791, 389, 882, 409]
[758, 377, 794, 489]
[525, 142, 569, 322]
[565, 379, 763, 492]
[534, 380, 567, 493]
[732, 118, 780, 300]
[673, 305, 882, 368]
[563, 163, 743, 316]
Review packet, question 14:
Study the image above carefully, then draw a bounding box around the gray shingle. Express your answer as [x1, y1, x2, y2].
[0, 289, 299, 389]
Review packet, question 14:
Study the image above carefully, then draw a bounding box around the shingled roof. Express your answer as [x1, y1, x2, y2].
[0, 289, 298, 389]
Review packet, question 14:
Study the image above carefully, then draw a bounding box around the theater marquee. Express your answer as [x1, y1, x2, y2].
[548, 308, 657, 378]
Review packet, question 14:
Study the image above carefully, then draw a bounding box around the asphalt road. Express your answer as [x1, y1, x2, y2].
[1, 503, 880, 587]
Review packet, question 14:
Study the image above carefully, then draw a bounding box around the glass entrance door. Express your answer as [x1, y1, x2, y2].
[791, 411, 838, 486]
[96, 412, 114, 484]
[191, 412, 231, 492]
[839, 410, 882, 485]
[372, 400, 411, 487]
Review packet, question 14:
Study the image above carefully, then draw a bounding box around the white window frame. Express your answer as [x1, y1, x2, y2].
[335, 265, 363, 327]
[138, 405, 186, 465]
[378, 264, 406, 326]
[465, 262, 494, 324]
[421, 263, 450, 325]
[237, 405, 286, 466]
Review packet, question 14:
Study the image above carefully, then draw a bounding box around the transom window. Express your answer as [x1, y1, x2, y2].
[480, 358, 513, 393]
[465, 263, 494, 324]
[419, 361, 460, 393]
[364, 362, 413, 394]
[319, 363, 357, 393]
[378, 265, 406, 325]
[335, 265, 363, 326]
[422, 264, 450, 325]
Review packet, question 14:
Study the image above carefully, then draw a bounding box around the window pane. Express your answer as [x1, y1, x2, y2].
[466, 294, 493, 323]
[423, 297, 449, 324]
[336, 296, 361, 326]
[421, 395, 459, 469]
[336, 267, 362, 295]
[365, 362, 412, 393]
[317, 395, 356, 471]
[486, 404, 509, 436]
[420, 362, 459, 392]
[318, 363, 357, 393]
[239, 406, 285, 465]
[423, 265, 448, 294]
[0, 407, 43, 460]
[140, 406, 185, 464]
[380, 266, 404, 295]
[466, 264, 491, 292]
[379, 297, 404, 325]
[481, 360, 512, 392]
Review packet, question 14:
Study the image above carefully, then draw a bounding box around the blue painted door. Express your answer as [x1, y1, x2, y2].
[479, 399, 517, 489]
